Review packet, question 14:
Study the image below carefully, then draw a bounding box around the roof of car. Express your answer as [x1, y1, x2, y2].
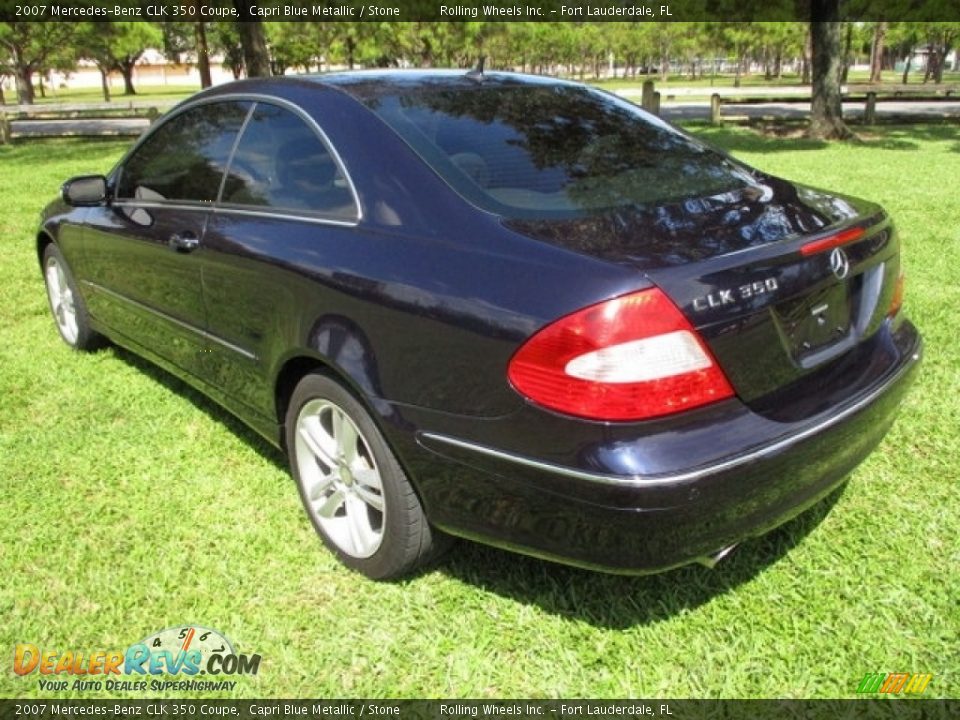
[183, 70, 590, 115]
[303, 69, 582, 97]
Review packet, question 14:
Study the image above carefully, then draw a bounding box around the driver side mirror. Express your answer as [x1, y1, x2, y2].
[61, 175, 108, 207]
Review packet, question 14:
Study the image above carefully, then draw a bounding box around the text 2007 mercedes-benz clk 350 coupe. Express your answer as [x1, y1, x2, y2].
[38, 71, 921, 579]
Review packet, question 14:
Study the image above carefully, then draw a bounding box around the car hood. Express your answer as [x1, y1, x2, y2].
[501, 175, 883, 270]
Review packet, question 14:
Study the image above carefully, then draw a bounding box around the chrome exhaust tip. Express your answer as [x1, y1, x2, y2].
[696, 543, 739, 569]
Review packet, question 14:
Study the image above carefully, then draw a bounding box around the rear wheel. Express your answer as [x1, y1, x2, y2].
[42, 243, 101, 351]
[285, 373, 446, 579]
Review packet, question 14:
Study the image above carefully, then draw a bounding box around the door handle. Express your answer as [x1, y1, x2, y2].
[168, 231, 199, 253]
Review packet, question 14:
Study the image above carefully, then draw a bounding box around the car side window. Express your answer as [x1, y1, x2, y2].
[219, 102, 357, 221]
[116, 101, 250, 204]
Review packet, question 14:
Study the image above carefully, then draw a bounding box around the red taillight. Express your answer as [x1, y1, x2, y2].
[888, 270, 905, 317]
[800, 226, 865, 256]
[507, 288, 735, 421]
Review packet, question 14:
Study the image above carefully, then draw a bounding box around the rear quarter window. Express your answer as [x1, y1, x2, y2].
[362, 83, 755, 219]
[219, 102, 358, 222]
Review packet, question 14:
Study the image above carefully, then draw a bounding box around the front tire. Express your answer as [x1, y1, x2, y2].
[42, 243, 102, 351]
[285, 373, 446, 579]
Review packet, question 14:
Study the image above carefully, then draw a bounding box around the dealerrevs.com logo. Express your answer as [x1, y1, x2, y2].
[14, 626, 261, 693]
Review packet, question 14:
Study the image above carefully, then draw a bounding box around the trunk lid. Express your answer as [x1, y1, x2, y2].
[505, 177, 902, 419]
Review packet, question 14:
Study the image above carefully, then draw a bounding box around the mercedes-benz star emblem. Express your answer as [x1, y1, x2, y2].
[829, 247, 850, 279]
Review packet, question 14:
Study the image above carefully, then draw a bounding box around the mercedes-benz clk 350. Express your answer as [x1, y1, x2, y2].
[38, 71, 921, 579]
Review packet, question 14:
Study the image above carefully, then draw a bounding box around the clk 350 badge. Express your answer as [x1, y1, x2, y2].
[692, 278, 779, 311]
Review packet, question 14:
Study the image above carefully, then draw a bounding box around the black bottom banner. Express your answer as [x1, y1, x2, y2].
[1, 700, 957, 720]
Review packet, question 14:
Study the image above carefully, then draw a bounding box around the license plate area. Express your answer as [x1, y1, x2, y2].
[775, 274, 862, 367]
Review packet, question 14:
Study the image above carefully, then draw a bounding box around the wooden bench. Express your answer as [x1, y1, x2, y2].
[709, 85, 960, 124]
[0, 102, 170, 143]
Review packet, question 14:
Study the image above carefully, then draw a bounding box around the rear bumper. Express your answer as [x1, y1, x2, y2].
[412, 326, 922, 573]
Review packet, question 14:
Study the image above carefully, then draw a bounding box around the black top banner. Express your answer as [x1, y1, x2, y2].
[2, 0, 960, 22]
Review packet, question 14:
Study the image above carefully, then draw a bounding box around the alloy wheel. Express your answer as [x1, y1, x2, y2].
[45, 255, 79, 345]
[294, 399, 386, 558]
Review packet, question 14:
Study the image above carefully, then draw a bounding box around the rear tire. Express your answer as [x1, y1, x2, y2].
[285, 373, 447, 579]
[42, 243, 102, 351]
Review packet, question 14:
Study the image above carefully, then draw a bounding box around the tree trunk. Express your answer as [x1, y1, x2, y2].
[902, 52, 912, 84]
[802, 28, 812, 84]
[841, 22, 853, 83]
[121, 62, 137, 95]
[99, 66, 111, 102]
[935, 44, 949, 82]
[99, 67, 111, 102]
[923, 45, 935, 83]
[809, 6, 851, 139]
[195, 21, 212, 88]
[37, 73, 45, 99]
[869, 22, 887, 83]
[16, 65, 34, 104]
[231, 5, 271, 77]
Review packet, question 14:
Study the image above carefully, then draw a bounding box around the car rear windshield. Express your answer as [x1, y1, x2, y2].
[361, 82, 755, 219]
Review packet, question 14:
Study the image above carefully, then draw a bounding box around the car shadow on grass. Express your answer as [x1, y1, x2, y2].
[431, 487, 845, 629]
[108, 345, 287, 473]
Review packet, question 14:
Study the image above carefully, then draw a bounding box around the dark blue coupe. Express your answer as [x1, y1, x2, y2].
[39, 71, 921, 578]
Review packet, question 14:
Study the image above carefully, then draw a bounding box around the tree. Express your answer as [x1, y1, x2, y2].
[75, 23, 115, 101]
[75, 22, 160, 101]
[751, 23, 803, 81]
[607, 22, 659, 79]
[920, 23, 959, 84]
[0, 22, 74, 104]
[265, 22, 340, 75]
[888, 22, 921, 83]
[330, 23, 364, 69]
[159, 22, 193, 63]
[113, 23, 162, 95]
[809, 0, 852, 139]
[210, 22, 245, 79]
[869, 22, 888, 83]
[231, 2, 271, 77]
[840, 21, 853, 83]
[718, 23, 755, 87]
[195, 21, 212, 88]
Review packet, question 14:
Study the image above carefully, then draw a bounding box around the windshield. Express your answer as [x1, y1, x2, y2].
[361, 81, 756, 219]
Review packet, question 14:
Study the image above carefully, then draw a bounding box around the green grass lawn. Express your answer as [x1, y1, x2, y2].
[0, 125, 957, 700]
[11, 84, 200, 106]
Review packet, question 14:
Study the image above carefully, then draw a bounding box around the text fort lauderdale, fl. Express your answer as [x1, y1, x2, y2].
[439, 5, 673, 17]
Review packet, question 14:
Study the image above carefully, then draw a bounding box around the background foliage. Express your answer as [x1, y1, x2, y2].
[2, 20, 959, 104]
